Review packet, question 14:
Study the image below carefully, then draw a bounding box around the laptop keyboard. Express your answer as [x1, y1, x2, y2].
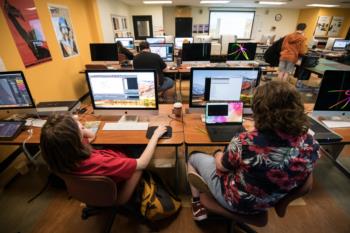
[308, 117, 331, 133]
[206, 125, 245, 142]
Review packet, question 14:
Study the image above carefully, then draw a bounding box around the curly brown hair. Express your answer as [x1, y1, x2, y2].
[252, 81, 308, 137]
[40, 114, 91, 173]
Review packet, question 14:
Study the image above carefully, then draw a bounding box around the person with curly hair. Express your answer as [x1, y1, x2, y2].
[187, 81, 320, 221]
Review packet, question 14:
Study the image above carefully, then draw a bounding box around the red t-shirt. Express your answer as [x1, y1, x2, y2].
[75, 149, 137, 183]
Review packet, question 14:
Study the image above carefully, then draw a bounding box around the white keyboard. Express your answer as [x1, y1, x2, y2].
[102, 122, 149, 131]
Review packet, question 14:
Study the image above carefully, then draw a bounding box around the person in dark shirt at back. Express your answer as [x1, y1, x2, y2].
[116, 41, 134, 60]
[133, 41, 174, 99]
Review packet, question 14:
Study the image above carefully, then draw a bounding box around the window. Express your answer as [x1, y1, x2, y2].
[209, 11, 255, 39]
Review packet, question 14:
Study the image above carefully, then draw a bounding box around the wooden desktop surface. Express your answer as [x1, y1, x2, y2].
[304, 58, 350, 76]
[0, 104, 183, 146]
[184, 104, 350, 145]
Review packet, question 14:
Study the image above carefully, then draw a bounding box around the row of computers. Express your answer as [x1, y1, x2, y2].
[310, 38, 350, 51]
[1, 69, 349, 141]
[90, 42, 258, 63]
[116, 37, 193, 50]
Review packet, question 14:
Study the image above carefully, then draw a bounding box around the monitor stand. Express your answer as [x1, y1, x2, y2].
[118, 115, 139, 123]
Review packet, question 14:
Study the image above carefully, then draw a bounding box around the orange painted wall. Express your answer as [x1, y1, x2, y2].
[298, 7, 350, 43]
[0, 0, 102, 103]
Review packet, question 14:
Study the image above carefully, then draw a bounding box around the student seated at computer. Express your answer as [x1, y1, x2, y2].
[40, 114, 167, 184]
[133, 41, 174, 99]
[187, 81, 320, 221]
[116, 41, 134, 60]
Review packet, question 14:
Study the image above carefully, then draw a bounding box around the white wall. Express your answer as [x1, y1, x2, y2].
[129, 5, 164, 36]
[252, 8, 300, 41]
[96, 0, 131, 42]
[163, 6, 300, 41]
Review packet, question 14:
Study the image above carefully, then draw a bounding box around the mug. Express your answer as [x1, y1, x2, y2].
[172, 102, 182, 117]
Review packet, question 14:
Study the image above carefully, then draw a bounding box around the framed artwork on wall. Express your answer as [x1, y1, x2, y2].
[314, 16, 331, 37]
[0, 0, 52, 67]
[48, 4, 79, 58]
[327, 16, 344, 37]
[112, 15, 129, 38]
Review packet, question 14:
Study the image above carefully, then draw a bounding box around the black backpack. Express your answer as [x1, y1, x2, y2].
[263, 37, 285, 66]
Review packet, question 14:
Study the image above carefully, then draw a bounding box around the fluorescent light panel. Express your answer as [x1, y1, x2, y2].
[200, 1, 230, 4]
[143, 0, 172, 3]
[259, 1, 287, 5]
[306, 4, 340, 7]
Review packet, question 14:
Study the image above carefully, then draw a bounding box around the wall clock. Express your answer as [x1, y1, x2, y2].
[275, 14, 282, 22]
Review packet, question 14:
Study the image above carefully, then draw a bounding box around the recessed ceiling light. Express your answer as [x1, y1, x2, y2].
[143, 1, 172, 4]
[258, 1, 287, 5]
[200, 1, 230, 4]
[306, 4, 340, 7]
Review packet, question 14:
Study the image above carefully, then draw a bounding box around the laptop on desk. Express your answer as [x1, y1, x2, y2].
[205, 102, 245, 142]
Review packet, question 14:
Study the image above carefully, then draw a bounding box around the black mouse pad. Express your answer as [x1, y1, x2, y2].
[146, 126, 172, 139]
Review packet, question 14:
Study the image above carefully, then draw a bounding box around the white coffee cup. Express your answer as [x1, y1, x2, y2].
[172, 102, 182, 117]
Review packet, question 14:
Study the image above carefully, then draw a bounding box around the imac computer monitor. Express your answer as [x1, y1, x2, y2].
[227, 43, 257, 61]
[149, 43, 174, 62]
[85, 70, 159, 116]
[174, 37, 194, 49]
[332, 39, 350, 51]
[115, 37, 134, 49]
[312, 70, 350, 118]
[325, 37, 343, 50]
[0, 71, 36, 118]
[90, 43, 118, 61]
[181, 43, 211, 63]
[189, 67, 261, 113]
[146, 37, 165, 44]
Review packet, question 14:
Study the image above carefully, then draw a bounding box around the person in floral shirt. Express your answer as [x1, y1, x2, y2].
[188, 81, 320, 221]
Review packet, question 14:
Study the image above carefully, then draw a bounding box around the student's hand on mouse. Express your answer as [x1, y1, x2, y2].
[153, 125, 167, 139]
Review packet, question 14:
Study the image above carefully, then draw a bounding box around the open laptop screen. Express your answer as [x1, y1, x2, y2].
[205, 102, 243, 124]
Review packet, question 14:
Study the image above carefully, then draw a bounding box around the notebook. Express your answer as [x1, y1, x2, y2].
[205, 102, 245, 142]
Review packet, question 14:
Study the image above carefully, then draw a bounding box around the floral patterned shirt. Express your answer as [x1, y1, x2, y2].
[219, 130, 320, 214]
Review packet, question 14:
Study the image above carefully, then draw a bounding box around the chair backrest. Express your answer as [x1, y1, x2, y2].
[57, 173, 118, 207]
[85, 64, 108, 70]
[274, 174, 313, 217]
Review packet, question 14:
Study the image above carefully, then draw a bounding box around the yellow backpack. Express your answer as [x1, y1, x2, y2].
[139, 171, 181, 221]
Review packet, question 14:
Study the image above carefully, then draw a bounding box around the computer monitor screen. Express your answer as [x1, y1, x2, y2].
[174, 37, 194, 49]
[146, 37, 165, 44]
[90, 43, 118, 61]
[86, 70, 158, 115]
[0, 71, 35, 109]
[332, 39, 350, 51]
[227, 43, 257, 61]
[325, 37, 342, 50]
[181, 43, 211, 62]
[115, 37, 134, 49]
[149, 43, 174, 62]
[205, 102, 243, 124]
[190, 67, 261, 109]
[313, 70, 350, 117]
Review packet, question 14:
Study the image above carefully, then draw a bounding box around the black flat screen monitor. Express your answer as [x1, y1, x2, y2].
[182, 43, 211, 62]
[90, 43, 118, 61]
[332, 39, 350, 51]
[0, 71, 36, 118]
[149, 43, 174, 62]
[227, 42, 257, 61]
[115, 37, 134, 49]
[190, 67, 261, 111]
[313, 70, 350, 117]
[146, 37, 165, 44]
[85, 70, 159, 115]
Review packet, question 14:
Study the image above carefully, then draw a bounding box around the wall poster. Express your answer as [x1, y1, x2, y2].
[0, 0, 52, 67]
[327, 16, 344, 37]
[314, 16, 331, 37]
[48, 5, 78, 58]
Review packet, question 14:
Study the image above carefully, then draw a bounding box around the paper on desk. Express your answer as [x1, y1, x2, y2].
[25, 119, 47, 127]
[322, 120, 350, 128]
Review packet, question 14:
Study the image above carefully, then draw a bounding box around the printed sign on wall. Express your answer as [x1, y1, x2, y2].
[327, 16, 344, 37]
[314, 16, 331, 37]
[1, 0, 52, 67]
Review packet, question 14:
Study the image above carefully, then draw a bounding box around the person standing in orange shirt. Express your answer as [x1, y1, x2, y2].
[278, 23, 308, 81]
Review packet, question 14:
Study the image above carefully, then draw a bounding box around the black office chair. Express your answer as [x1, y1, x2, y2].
[57, 171, 157, 233]
[188, 172, 313, 233]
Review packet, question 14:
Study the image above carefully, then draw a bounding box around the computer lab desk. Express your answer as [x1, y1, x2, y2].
[296, 58, 350, 77]
[0, 104, 184, 191]
[183, 104, 350, 177]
